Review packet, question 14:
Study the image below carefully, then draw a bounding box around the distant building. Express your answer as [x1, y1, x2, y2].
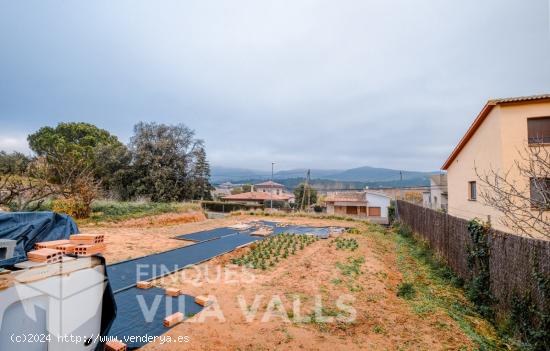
[324, 190, 391, 223]
[218, 182, 236, 189]
[253, 181, 286, 196]
[423, 174, 448, 211]
[212, 187, 232, 199]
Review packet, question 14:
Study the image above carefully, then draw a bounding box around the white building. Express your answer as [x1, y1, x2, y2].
[423, 174, 448, 211]
[324, 190, 391, 223]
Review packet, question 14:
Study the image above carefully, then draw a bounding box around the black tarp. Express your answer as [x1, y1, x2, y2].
[175, 227, 238, 242]
[107, 287, 203, 349]
[107, 232, 261, 292]
[0, 211, 79, 265]
[174, 221, 337, 242]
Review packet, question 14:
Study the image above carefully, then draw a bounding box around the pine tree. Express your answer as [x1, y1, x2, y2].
[191, 145, 213, 200]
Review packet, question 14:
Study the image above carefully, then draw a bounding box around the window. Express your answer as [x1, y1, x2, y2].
[528, 117, 550, 144]
[468, 181, 477, 201]
[530, 178, 550, 208]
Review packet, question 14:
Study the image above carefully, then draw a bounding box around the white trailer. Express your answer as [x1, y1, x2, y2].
[0, 256, 108, 351]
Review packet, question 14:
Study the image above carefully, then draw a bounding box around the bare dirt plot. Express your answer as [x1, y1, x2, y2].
[137, 220, 480, 351]
[79, 213, 354, 264]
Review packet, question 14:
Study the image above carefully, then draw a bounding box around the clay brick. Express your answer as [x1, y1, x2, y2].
[194, 295, 211, 306]
[34, 240, 71, 250]
[73, 243, 106, 256]
[27, 248, 63, 264]
[70, 234, 105, 245]
[136, 281, 152, 289]
[163, 312, 184, 327]
[165, 287, 180, 297]
[56, 243, 77, 254]
[105, 339, 127, 351]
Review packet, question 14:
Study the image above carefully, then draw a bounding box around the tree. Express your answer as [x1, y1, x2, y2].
[128, 122, 204, 202]
[404, 191, 423, 204]
[230, 184, 252, 195]
[190, 145, 213, 200]
[294, 183, 318, 211]
[0, 160, 58, 211]
[0, 151, 31, 175]
[476, 144, 549, 238]
[27, 122, 129, 215]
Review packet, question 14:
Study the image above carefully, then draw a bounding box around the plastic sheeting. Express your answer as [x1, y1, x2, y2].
[107, 287, 203, 349]
[175, 227, 238, 242]
[175, 221, 339, 242]
[0, 212, 79, 266]
[107, 233, 260, 292]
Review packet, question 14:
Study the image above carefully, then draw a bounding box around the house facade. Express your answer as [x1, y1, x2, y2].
[442, 94, 550, 236]
[253, 181, 285, 196]
[423, 174, 448, 211]
[324, 190, 391, 223]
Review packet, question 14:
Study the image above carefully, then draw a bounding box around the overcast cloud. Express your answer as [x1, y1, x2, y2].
[1, 0, 549, 171]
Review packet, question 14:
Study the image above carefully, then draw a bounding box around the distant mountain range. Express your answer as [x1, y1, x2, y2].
[211, 165, 438, 189]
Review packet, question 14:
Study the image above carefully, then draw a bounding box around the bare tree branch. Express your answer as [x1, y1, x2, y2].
[475, 144, 549, 238]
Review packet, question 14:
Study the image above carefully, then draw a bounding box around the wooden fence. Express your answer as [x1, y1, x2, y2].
[396, 200, 550, 317]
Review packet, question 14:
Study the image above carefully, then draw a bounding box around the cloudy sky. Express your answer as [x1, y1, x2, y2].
[1, 0, 549, 171]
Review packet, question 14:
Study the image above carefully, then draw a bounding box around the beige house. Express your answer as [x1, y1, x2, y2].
[442, 94, 550, 236]
[253, 181, 285, 195]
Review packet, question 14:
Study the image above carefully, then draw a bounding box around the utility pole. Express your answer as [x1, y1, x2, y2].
[271, 162, 275, 210]
[399, 171, 403, 200]
[396, 170, 403, 219]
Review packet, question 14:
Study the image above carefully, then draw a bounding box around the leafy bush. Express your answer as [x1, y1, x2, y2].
[388, 203, 396, 223]
[396, 282, 416, 300]
[313, 205, 323, 213]
[507, 266, 550, 351]
[466, 219, 494, 320]
[52, 198, 91, 219]
[393, 221, 412, 237]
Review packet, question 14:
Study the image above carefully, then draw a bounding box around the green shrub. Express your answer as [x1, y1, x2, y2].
[465, 219, 494, 320]
[52, 198, 90, 219]
[393, 221, 412, 237]
[396, 282, 416, 300]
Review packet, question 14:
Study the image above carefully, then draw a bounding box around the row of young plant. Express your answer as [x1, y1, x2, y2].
[331, 237, 359, 251]
[231, 233, 319, 270]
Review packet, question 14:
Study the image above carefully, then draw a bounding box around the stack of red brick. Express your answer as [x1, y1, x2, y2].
[28, 234, 106, 263]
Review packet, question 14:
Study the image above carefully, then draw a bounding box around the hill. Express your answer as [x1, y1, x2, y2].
[212, 165, 437, 188]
